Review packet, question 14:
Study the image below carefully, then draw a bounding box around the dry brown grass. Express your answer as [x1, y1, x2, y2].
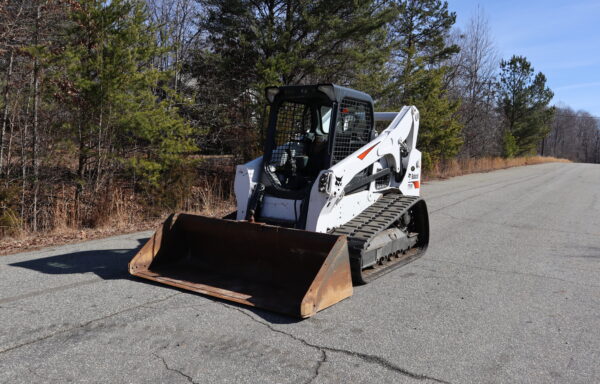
[0, 180, 235, 256]
[425, 156, 570, 180]
[1, 155, 569, 255]
[181, 176, 236, 218]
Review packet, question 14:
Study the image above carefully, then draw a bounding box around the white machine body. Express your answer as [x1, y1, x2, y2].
[234, 106, 422, 233]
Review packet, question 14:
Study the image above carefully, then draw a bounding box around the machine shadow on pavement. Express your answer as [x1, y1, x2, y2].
[9, 237, 150, 281]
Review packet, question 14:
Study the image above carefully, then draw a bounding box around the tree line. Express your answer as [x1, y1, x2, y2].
[0, 0, 598, 236]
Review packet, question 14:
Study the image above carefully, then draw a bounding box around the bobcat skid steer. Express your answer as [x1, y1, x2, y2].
[129, 84, 429, 318]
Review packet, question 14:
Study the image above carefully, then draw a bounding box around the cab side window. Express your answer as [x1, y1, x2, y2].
[331, 98, 373, 165]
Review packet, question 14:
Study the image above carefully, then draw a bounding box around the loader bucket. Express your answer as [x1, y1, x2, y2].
[129, 214, 353, 318]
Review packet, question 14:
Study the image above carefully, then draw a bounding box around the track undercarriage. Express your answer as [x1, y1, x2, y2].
[331, 193, 429, 284]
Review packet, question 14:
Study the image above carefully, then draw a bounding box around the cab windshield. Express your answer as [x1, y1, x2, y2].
[266, 101, 332, 190]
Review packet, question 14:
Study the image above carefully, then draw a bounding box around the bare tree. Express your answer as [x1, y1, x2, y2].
[447, 6, 502, 157]
[0, 0, 67, 234]
[543, 107, 600, 163]
[146, 0, 202, 91]
[31, 3, 41, 231]
[0, 0, 27, 176]
[0, 50, 13, 175]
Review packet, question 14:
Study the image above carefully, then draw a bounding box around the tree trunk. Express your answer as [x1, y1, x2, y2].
[0, 50, 14, 176]
[21, 87, 33, 225]
[5, 105, 16, 183]
[31, 4, 42, 232]
[95, 98, 103, 191]
[75, 118, 86, 224]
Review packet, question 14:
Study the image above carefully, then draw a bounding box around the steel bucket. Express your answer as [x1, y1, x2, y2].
[129, 214, 352, 318]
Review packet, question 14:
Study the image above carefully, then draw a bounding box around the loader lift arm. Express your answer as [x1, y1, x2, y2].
[305, 105, 423, 233]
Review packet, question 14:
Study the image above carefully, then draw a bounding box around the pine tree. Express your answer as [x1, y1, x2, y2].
[54, 0, 196, 209]
[388, 0, 459, 104]
[190, 0, 396, 159]
[202, 0, 395, 88]
[497, 55, 554, 157]
[406, 68, 462, 167]
[386, 0, 462, 167]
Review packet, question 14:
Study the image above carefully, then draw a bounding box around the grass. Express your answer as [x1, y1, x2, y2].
[0, 181, 236, 256]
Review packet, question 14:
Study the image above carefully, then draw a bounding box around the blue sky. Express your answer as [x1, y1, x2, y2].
[447, 0, 600, 116]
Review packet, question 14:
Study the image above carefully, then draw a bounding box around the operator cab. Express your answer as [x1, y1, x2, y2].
[247, 84, 376, 228]
[263, 84, 375, 198]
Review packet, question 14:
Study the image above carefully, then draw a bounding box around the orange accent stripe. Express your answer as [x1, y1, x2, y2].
[357, 143, 379, 160]
[413, 180, 420, 189]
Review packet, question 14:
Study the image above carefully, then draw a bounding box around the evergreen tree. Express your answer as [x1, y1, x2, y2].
[407, 69, 462, 167]
[189, 0, 396, 159]
[202, 0, 395, 88]
[386, 0, 462, 167]
[388, 0, 459, 104]
[54, 0, 196, 207]
[497, 55, 554, 157]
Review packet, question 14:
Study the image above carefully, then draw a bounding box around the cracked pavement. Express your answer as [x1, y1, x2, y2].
[1, 162, 599, 383]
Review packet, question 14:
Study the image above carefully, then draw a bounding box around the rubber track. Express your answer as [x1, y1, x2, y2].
[330, 192, 426, 282]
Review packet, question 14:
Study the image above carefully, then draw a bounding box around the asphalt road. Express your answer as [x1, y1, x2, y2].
[1, 162, 599, 384]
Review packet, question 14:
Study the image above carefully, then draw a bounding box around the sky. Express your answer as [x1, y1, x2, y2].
[447, 0, 600, 116]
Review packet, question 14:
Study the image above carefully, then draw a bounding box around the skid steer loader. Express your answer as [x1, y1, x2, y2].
[129, 84, 429, 318]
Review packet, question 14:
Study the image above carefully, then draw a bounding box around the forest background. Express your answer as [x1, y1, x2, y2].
[0, 0, 598, 242]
